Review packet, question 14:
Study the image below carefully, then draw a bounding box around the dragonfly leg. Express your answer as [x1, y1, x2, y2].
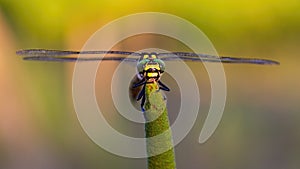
[136, 84, 146, 112]
[140, 93, 146, 112]
[137, 84, 146, 101]
[133, 79, 146, 88]
[158, 80, 170, 91]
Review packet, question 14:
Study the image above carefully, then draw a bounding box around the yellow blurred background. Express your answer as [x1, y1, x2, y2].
[0, 0, 299, 169]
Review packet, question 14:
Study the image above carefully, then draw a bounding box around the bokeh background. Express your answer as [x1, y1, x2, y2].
[0, 0, 299, 169]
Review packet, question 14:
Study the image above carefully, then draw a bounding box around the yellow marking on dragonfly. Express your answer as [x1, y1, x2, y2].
[142, 53, 158, 60]
[147, 72, 159, 78]
[144, 63, 161, 71]
[150, 54, 157, 59]
[143, 54, 149, 59]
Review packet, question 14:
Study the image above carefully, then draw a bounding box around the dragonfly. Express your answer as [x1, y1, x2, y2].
[16, 49, 280, 111]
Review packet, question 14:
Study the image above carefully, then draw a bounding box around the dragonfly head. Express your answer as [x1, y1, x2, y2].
[136, 53, 166, 82]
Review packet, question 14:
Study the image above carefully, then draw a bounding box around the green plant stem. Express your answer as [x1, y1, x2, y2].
[143, 82, 176, 169]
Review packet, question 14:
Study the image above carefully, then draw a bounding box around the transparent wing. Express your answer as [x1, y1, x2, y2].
[16, 49, 140, 62]
[159, 52, 280, 65]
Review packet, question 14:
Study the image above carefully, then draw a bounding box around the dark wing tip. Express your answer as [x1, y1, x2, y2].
[16, 49, 49, 55]
[243, 58, 280, 65]
[220, 56, 280, 65]
[16, 49, 29, 55]
[268, 60, 280, 65]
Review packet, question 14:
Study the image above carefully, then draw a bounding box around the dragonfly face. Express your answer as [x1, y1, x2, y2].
[137, 53, 166, 82]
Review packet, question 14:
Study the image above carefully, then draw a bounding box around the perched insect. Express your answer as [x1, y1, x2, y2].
[16, 49, 279, 111]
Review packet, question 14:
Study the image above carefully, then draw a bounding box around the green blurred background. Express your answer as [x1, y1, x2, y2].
[0, 0, 299, 169]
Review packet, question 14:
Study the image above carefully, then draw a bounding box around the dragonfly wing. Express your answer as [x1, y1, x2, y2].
[17, 49, 140, 62]
[22, 56, 139, 62]
[218, 56, 279, 65]
[159, 53, 279, 65]
[16, 49, 81, 56]
[16, 49, 141, 56]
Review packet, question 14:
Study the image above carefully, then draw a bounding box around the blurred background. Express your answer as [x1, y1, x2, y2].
[0, 0, 299, 169]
